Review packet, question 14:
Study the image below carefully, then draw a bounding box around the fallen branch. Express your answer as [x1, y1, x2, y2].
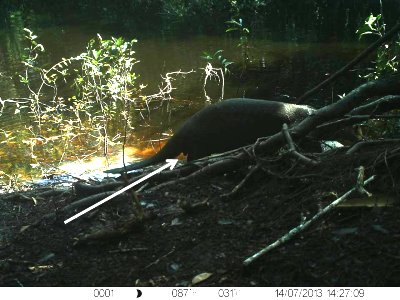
[346, 139, 400, 155]
[0, 187, 68, 201]
[73, 164, 197, 198]
[243, 173, 376, 266]
[149, 74, 400, 191]
[307, 94, 400, 142]
[349, 95, 400, 115]
[74, 181, 122, 198]
[63, 191, 119, 214]
[38, 191, 125, 225]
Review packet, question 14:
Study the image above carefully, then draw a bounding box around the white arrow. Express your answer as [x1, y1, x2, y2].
[64, 159, 178, 224]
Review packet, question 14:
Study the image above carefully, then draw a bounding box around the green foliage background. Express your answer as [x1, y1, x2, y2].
[1, 0, 399, 40]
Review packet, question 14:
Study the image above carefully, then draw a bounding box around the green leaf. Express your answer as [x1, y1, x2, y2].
[225, 20, 241, 26]
[225, 28, 238, 33]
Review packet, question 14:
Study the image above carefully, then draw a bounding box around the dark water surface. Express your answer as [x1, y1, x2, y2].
[0, 21, 366, 182]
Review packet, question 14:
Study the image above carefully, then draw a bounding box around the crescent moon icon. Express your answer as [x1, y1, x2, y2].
[136, 289, 142, 298]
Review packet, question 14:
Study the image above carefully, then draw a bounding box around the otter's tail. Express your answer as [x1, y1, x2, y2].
[104, 135, 183, 174]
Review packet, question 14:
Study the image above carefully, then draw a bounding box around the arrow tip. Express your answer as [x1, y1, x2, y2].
[166, 159, 179, 170]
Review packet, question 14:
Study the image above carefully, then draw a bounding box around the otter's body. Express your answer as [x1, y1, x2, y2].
[106, 98, 314, 173]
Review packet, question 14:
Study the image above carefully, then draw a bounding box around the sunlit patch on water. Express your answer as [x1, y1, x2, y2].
[20, 144, 163, 189]
[58, 157, 119, 180]
[58, 145, 157, 178]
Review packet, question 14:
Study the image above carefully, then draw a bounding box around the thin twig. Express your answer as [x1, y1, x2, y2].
[145, 247, 176, 269]
[221, 164, 261, 198]
[243, 174, 375, 266]
[383, 149, 397, 196]
[282, 123, 319, 165]
[355, 166, 372, 197]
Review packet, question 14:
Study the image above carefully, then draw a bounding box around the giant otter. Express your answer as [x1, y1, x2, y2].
[105, 98, 317, 173]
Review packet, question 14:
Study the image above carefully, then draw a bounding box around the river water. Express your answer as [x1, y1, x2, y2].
[0, 20, 365, 184]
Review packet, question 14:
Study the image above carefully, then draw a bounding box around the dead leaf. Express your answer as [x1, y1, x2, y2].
[192, 272, 213, 285]
[20, 225, 31, 233]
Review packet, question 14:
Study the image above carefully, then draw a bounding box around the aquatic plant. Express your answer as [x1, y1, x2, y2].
[357, 13, 399, 79]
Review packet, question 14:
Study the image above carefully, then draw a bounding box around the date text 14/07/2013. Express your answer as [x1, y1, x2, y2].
[275, 288, 365, 298]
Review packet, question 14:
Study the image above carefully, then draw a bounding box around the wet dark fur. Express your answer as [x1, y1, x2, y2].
[106, 98, 314, 173]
